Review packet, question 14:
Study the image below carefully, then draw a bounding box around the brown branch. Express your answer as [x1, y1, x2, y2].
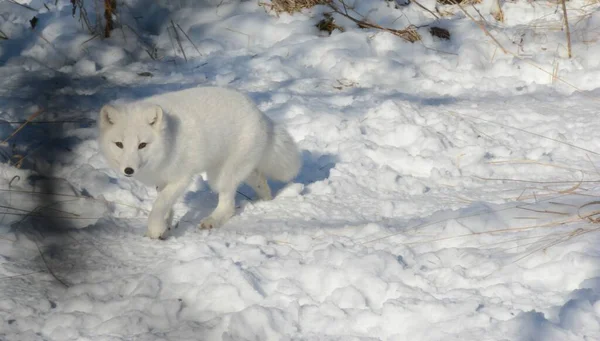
[454, 1, 508, 54]
[561, 0, 572, 58]
[104, 0, 117, 38]
[1, 109, 44, 145]
[412, 0, 439, 20]
[328, 2, 420, 42]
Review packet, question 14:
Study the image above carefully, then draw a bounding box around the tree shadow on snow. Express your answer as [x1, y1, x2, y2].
[0, 68, 127, 290]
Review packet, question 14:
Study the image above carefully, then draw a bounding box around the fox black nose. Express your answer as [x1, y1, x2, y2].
[124, 167, 134, 175]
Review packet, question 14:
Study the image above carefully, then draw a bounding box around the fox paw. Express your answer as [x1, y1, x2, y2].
[199, 216, 221, 230]
[146, 221, 167, 240]
[145, 229, 166, 240]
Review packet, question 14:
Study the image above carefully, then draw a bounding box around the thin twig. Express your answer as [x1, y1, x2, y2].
[412, 0, 439, 19]
[166, 23, 179, 65]
[237, 190, 252, 201]
[447, 111, 600, 156]
[457, 2, 508, 54]
[587, 154, 600, 176]
[80, 34, 100, 46]
[121, 24, 158, 60]
[34, 240, 70, 288]
[472, 176, 600, 184]
[171, 20, 187, 62]
[360, 190, 588, 245]
[328, 1, 420, 42]
[0, 120, 91, 124]
[72, 0, 96, 34]
[561, 0, 572, 58]
[7, 0, 37, 11]
[0, 270, 47, 281]
[0, 212, 99, 219]
[1, 109, 44, 145]
[0, 176, 19, 226]
[176, 23, 202, 57]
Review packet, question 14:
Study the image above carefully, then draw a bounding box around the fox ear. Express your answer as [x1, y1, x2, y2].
[148, 105, 163, 130]
[100, 105, 119, 130]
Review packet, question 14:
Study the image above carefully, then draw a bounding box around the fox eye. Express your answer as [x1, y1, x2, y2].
[115, 142, 123, 149]
[138, 143, 147, 149]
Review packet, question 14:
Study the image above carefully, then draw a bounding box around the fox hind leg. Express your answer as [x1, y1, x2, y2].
[200, 156, 258, 229]
[245, 169, 272, 201]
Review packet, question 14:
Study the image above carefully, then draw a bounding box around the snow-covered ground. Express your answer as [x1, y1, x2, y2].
[2, 0, 600, 340]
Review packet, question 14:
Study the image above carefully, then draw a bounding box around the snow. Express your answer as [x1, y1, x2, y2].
[2, 0, 600, 340]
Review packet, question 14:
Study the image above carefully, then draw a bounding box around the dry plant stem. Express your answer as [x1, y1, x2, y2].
[577, 201, 600, 221]
[412, 0, 439, 19]
[403, 216, 584, 246]
[34, 241, 70, 287]
[506, 228, 598, 266]
[361, 190, 587, 245]
[0, 212, 99, 219]
[0, 176, 18, 226]
[73, 0, 96, 34]
[176, 23, 202, 57]
[481, 233, 562, 250]
[0, 270, 48, 282]
[268, 0, 328, 14]
[451, 1, 589, 95]
[121, 24, 158, 60]
[7, 0, 37, 11]
[472, 176, 600, 184]
[1, 109, 44, 145]
[328, 2, 419, 42]
[454, 1, 508, 54]
[104, 0, 116, 38]
[0, 188, 207, 226]
[491, 0, 504, 22]
[171, 20, 187, 62]
[487, 159, 592, 174]
[561, 0, 572, 58]
[403, 205, 600, 250]
[448, 111, 600, 156]
[14, 198, 82, 226]
[80, 34, 100, 46]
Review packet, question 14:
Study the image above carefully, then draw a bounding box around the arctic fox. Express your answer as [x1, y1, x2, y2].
[98, 87, 302, 239]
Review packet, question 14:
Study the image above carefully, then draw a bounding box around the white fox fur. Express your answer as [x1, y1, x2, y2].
[98, 86, 302, 239]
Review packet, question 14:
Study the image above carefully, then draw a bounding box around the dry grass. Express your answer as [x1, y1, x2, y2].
[267, 0, 330, 14]
[561, 0, 573, 58]
[437, 0, 481, 5]
[490, 0, 504, 22]
[264, 0, 421, 42]
[0, 109, 44, 146]
[357, 110, 600, 270]
[328, 1, 421, 42]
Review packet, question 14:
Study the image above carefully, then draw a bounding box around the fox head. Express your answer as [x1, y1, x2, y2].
[98, 103, 165, 178]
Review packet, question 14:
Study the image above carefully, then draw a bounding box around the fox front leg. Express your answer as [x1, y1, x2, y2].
[145, 178, 191, 239]
[156, 185, 175, 229]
